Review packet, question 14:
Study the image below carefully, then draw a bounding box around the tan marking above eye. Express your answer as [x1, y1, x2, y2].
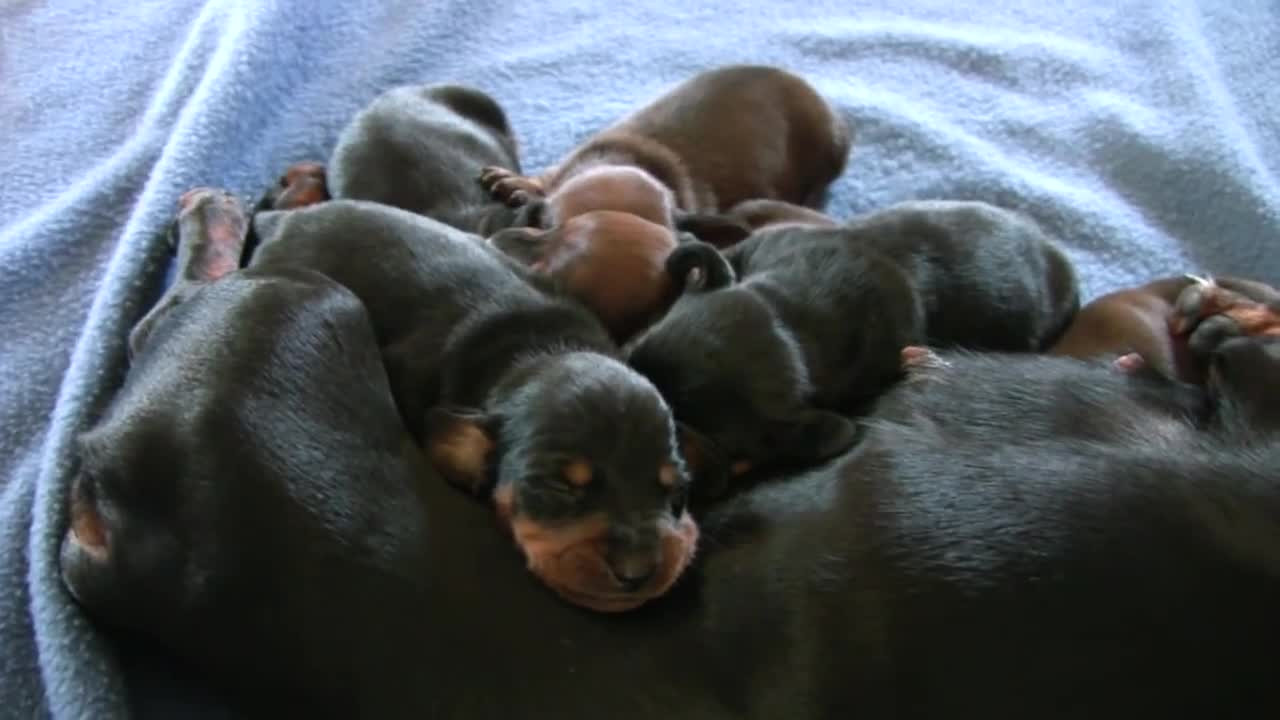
[730, 460, 752, 476]
[658, 463, 678, 488]
[564, 458, 594, 487]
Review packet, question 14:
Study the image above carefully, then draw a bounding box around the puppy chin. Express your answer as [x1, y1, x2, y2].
[526, 513, 700, 613]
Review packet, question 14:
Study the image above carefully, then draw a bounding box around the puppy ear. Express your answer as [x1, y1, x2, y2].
[487, 226, 550, 269]
[423, 407, 498, 496]
[674, 211, 752, 248]
[676, 422, 730, 501]
[776, 410, 861, 464]
[665, 241, 735, 295]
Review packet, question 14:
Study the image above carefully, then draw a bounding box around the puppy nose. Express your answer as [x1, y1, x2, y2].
[608, 553, 657, 592]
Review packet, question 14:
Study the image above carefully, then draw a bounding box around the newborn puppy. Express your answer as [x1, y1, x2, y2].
[487, 211, 689, 342]
[327, 83, 527, 236]
[629, 200, 1079, 482]
[846, 200, 1080, 351]
[1049, 276, 1198, 380]
[249, 199, 696, 612]
[626, 230, 918, 485]
[480, 64, 850, 235]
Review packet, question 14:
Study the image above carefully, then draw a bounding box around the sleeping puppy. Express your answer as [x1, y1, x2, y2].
[626, 228, 918, 485]
[486, 211, 690, 342]
[1051, 273, 1280, 384]
[326, 83, 528, 235]
[61, 252, 1280, 719]
[249, 197, 697, 612]
[845, 200, 1080, 351]
[1049, 275, 1198, 379]
[247, 84, 524, 235]
[628, 200, 1080, 483]
[480, 64, 850, 239]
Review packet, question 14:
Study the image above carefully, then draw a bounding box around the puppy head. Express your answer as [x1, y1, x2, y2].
[626, 270, 859, 488]
[490, 211, 680, 341]
[551, 165, 676, 227]
[425, 353, 698, 613]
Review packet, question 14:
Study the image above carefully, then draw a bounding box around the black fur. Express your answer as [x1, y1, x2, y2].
[844, 200, 1080, 350]
[247, 199, 691, 599]
[328, 84, 531, 235]
[62, 259, 1280, 718]
[627, 199, 1081, 481]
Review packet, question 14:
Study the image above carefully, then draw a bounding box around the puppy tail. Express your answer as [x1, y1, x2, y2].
[666, 240, 736, 294]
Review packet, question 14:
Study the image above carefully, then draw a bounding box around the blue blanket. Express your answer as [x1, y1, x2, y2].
[3, 1, 1278, 716]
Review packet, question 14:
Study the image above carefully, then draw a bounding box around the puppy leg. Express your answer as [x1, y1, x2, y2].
[130, 189, 249, 357]
[478, 165, 547, 207]
[173, 188, 250, 283]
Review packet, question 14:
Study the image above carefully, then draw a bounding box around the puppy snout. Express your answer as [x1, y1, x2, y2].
[608, 551, 658, 592]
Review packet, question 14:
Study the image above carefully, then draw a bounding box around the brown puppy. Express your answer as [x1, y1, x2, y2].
[488, 210, 680, 342]
[1049, 276, 1200, 381]
[480, 64, 850, 228]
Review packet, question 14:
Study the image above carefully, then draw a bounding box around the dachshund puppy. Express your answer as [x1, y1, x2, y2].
[480, 65, 850, 223]
[1049, 275, 1198, 379]
[327, 83, 527, 235]
[249, 198, 696, 612]
[62, 246, 1280, 719]
[486, 211, 691, 342]
[628, 200, 1080, 482]
[846, 200, 1080, 351]
[1052, 273, 1280, 384]
[247, 84, 524, 236]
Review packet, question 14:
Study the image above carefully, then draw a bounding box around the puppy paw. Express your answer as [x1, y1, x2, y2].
[1171, 275, 1280, 360]
[478, 166, 544, 207]
[270, 162, 329, 210]
[174, 188, 249, 283]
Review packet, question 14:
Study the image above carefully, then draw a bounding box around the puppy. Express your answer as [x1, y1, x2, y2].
[1052, 273, 1280, 384]
[628, 200, 1080, 483]
[845, 200, 1080, 351]
[486, 210, 689, 342]
[326, 83, 527, 235]
[249, 197, 696, 612]
[481, 65, 850, 222]
[1049, 275, 1198, 379]
[62, 255, 1280, 719]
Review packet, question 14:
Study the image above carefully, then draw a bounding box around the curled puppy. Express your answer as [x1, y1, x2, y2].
[846, 200, 1080, 352]
[327, 83, 527, 236]
[480, 64, 851, 232]
[626, 231, 919, 485]
[250, 199, 696, 612]
[1048, 275, 1198, 380]
[487, 210, 686, 342]
[627, 200, 1080, 483]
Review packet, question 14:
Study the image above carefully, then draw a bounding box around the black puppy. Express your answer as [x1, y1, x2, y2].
[627, 200, 1078, 483]
[845, 200, 1079, 350]
[249, 197, 697, 612]
[327, 83, 528, 235]
[61, 250, 1280, 719]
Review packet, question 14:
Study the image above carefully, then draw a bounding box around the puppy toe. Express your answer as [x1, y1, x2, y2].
[1188, 313, 1245, 359]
